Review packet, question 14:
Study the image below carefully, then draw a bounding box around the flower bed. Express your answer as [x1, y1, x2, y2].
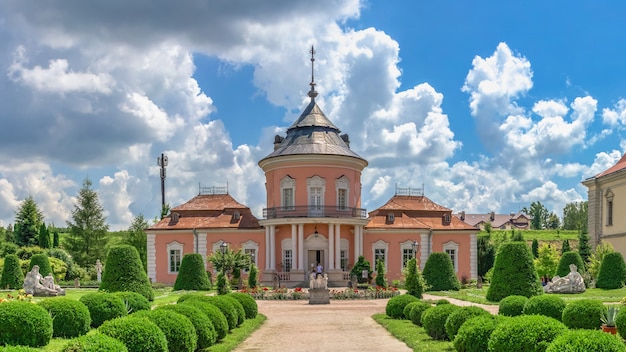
[240, 286, 399, 300]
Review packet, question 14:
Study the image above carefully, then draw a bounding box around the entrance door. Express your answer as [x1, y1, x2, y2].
[308, 250, 324, 273]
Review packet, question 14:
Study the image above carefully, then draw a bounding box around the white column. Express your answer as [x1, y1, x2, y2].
[291, 224, 297, 271]
[354, 225, 359, 261]
[298, 224, 304, 270]
[420, 232, 429, 271]
[328, 224, 334, 270]
[470, 233, 477, 279]
[270, 225, 276, 270]
[147, 234, 156, 282]
[359, 225, 364, 257]
[335, 224, 341, 271]
[265, 227, 270, 270]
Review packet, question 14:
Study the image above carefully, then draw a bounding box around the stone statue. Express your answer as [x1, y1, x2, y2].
[96, 259, 103, 283]
[543, 264, 585, 294]
[23, 265, 66, 296]
[309, 272, 316, 288]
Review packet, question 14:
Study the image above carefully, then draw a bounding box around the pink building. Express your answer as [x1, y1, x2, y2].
[147, 55, 478, 286]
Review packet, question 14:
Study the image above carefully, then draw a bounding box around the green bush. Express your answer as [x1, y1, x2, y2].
[350, 255, 372, 283]
[0, 254, 24, 289]
[408, 301, 432, 326]
[178, 294, 236, 331]
[111, 291, 151, 314]
[488, 315, 567, 352]
[99, 316, 167, 352]
[29, 254, 52, 277]
[38, 297, 91, 338]
[385, 294, 420, 319]
[436, 299, 451, 305]
[596, 252, 626, 289]
[157, 304, 217, 350]
[546, 329, 626, 352]
[523, 295, 566, 321]
[421, 303, 460, 340]
[173, 253, 212, 291]
[486, 242, 542, 302]
[79, 292, 128, 328]
[444, 306, 490, 340]
[454, 315, 508, 352]
[422, 252, 461, 291]
[375, 259, 388, 288]
[229, 292, 258, 319]
[0, 347, 40, 352]
[222, 295, 245, 326]
[499, 295, 529, 317]
[16, 246, 45, 260]
[561, 299, 604, 329]
[616, 306, 626, 340]
[404, 258, 424, 298]
[133, 309, 197, 352]
[555, 251, 585, 277]
[180, 299, 229, 341]
[62, 333, 129, 352]
[0, 301, 53, 347]
[99, 245, 154, 301]
[403, 301, 420, 322]
[248, 264, 258, 288]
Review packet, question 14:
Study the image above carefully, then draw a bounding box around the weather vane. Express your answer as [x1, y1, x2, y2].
[308, 45, 318, 100]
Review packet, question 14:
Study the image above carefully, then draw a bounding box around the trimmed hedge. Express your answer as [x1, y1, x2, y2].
[421, 303, 460, 340]
[444, 306, 490, 341]
[487, 242, 542, 302]
[229, 292, 258, 319]
[616, 306, 626, 340]
[403, 301, 421, 322]
[0, 347, 40, 352]
[180, 299, 229, 341]
[422, 252, 461, 291]
[179, 295, 237, 330]
[561, 299, 604, 329]
[157, 304, 217, 350]
[38, 297, 91, 338]
[133, 309, 197, 352]
[222, 295, 245, 326]
[0, 254, 24, 289]
[173, 253, 212, 291]
[523, 295, 566, 321]
[79, 292, 128, 328]
[99, 316, 167, 352]
[499, 295, 529, 317]
[555, 251, 585, 277]
[408, 301, 432, 326]
[111, 291, 151, 314]
[596, 252, 626, 289]
[454, 315, 508, 352]
[29, 254, 53, 277]
[488, 315, 567, 352]
[62, 333, 129, 352]
[0, 301, 53, 347]
[99, 245, 154, 301]
[546, 329, 626, 352]
[385, 294, 420, 319]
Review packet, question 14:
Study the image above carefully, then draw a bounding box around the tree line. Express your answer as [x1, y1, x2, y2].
[520, 200, 587, 231]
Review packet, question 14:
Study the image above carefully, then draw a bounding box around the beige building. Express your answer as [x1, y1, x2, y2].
[583, 153, 626, 251]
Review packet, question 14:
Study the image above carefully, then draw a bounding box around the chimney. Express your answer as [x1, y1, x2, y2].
[490, 211, 495, 221]
[341, 134, 350, 148]
[460, 211, 465, 221]
[273, 135, 284, 151]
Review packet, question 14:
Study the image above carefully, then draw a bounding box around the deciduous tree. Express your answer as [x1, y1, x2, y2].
[522, 201, 549, 230]
[562, 201, 588, 232]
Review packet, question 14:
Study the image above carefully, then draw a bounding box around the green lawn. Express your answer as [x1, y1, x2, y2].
[372, 314, 454, 352]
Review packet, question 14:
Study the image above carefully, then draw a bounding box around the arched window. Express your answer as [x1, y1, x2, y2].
[280, 176, 296, 210]
[443, 241, 459, 273]
[167, 241, 184, 274]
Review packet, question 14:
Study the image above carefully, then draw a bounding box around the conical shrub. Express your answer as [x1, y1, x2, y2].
[555, 251, 585, 277]
[596, 252, 626, 289]
[99, 245, 154, 301]
[0, 254, 24, 289]
[174, 253, 211, 291]
[29, 254, 53, 277]
[486, 242, 542, 302]
[422, 252, 460, 291]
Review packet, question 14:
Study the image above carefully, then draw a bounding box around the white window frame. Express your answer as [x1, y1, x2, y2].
[336, 176, 349, 210]
[400, 240, 415, 271]
[283, 250, 293, 273]
[307, 176, 326, 216]
[443, 241, 459, 273]
[167, 241, 184, 274]
[242, 240, 259, 271]
[280, 176, 296, 210]
[606, 188, 614, 226]
[340, 238, 350, 271]
[371, 240, 389, 273]
[211, 240, 228, 273]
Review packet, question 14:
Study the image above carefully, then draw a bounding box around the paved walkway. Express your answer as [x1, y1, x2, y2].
[233, 294, 498, 352]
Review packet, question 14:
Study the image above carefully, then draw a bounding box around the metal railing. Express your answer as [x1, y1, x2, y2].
[262, 206, 367, 219]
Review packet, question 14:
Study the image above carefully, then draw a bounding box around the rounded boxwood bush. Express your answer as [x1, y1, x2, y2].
[546, 329, 626, 352]
[221, 295, 245, 326]
[62, 333, 129, 352]
[385, 294, 420, 319]
[79, 292, 128, 328]
[99, 316, 167, 352]
[38, 297, 91, 338]
[180, 299, 229, 341]
[488, 315, 567, 352]
[454, 315, 508, 352]
[99, 245, 154, 301]
[133, 309, 197, 352]
[111, 291, 151, 314]
[229, 292, 258, 319]
[157, 304, 217, 349]
[561, 299, 604, 329]
[408, 301, 432, 326]
[445, 306, 490, 340]
[596, 252, 626, 289]
[173, 253, 212, 291]
[0, 254, 24, 289]
[523, 295, 566, 321]
[487, 242, 542, 302]
[422, 252, 461, 291]
[0, 301, 53, 347]
[403, 301, 421, 322]
[179, 295, 237, 330]
[421, 303, 460, 340]
[436, 299, 451, 305]
[499, 295, 529, 317]
[29, 254, 53, 277]
[555, 251, 585, 277]
[615, 306, 626, 340]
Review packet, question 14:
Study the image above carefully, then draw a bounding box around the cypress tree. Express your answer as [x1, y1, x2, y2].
[52, 231, 59, 248]
[478, 236, 495, 278]
[247, 264, 258, 289]
[404, 258, 424, 298]
[375, 259, 388, 288]
[578, 231, 592, 265]
[531, 239, 539, 258]
[38, 223, 50, 249]
[561, 239, 571, 254]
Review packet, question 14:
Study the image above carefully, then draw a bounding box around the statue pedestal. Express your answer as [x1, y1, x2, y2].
[309, 288, 330, 305]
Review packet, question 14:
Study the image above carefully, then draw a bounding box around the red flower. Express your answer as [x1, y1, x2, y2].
[263, 287, 269, 291]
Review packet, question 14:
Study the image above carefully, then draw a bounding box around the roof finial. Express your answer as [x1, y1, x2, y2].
[308, 45, 318, 100]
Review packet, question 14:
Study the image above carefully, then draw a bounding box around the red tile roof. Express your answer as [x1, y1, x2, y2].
[596, 153, 626, 178]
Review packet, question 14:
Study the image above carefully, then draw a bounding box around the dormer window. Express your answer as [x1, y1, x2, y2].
[171, 212, 180, 223]
[443, 213, 451, 224]
[387, 213, 395, 223]
[233, 211, 241, 221]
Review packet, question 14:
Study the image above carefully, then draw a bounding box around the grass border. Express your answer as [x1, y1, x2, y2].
[372, 314, 454, 352]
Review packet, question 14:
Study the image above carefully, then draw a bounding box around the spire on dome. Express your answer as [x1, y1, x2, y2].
[308, 45, 318, 100]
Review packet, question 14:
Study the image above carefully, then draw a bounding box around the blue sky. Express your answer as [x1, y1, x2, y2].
[0, 1, 625, 230]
